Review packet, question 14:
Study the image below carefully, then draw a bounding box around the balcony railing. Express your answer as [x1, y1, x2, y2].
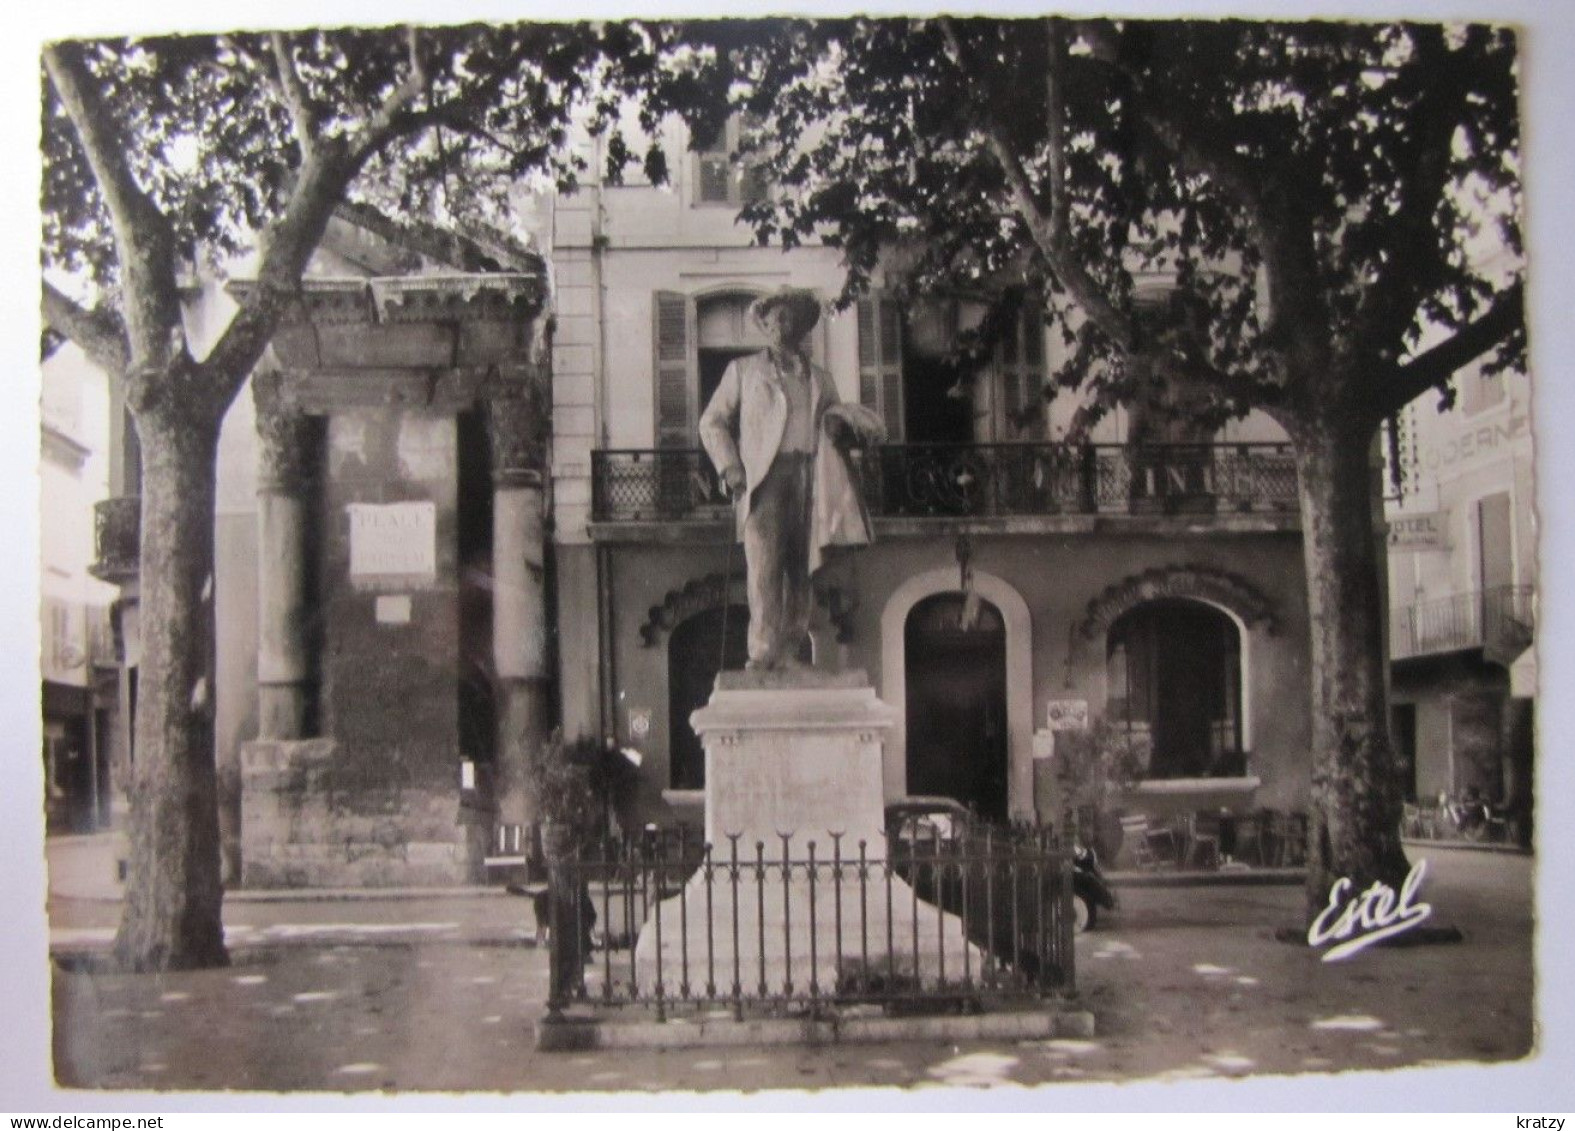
[90, 496, 141, 584]
[591, 442, 1299, 524]
[1389, 585, 1535, 661]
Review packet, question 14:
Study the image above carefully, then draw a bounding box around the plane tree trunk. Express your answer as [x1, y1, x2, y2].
[113, 401, 229, 970]
[1290, 409, 1412, 922]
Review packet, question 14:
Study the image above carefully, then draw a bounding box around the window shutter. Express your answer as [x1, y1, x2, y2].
[653, 291, 693, 447]
[857, 295, 905, 441]
[999, 307, 1046, 432]
[857, 298, 880, 409]
[1001, 321, 1022, 420]
[881, 300, 904, 440]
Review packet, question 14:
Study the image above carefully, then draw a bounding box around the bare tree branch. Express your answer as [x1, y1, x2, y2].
[42, 43, 189, 373]
[197, 149, 359, 390]
[1375, 283, 1525, 419]
[1352, 34, 1479, 359]
[937, 17, 1137, 354]
[269, 32, 321, 157]
[42, 279, 129, 376]
[348, 26, 432, 158]
[1077, 21, 1332, 386]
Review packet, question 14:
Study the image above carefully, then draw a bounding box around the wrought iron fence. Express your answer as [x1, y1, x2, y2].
[545, 826, 1075, 1021]
[591, 443, 1297, 523]
[1389, 584, 1535, 660]
[90, 496, 141, 583]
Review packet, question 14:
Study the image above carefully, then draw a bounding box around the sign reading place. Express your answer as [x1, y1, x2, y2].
[348, 501, 437, 583]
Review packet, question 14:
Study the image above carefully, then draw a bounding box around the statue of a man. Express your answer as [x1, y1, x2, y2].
[699, 288, 884, 670]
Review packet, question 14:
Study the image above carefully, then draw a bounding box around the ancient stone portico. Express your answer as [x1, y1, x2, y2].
[236, 270, 549, 887]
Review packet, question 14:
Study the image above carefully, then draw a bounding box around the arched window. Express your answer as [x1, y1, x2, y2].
[1107, 600, 1244, 779]
[666, 605, 810, 790]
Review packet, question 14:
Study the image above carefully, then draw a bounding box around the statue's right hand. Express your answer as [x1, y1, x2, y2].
[722, 465, 747, 495]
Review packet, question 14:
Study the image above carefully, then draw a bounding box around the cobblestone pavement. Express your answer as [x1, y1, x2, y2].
[38, 847, 1557, 1106]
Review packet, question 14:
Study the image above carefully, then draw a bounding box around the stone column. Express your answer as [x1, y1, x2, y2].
[487, 366, 551, 825]
[253, 371, 319, 741]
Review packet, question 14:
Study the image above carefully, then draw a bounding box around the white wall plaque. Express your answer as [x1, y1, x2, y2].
[1046, 699, 1089, 731]
[349, 502, 436, 580]
[374, 595, 412, 624]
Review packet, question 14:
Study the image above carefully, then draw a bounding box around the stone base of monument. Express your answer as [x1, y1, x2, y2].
[630, 670, 985, 1002]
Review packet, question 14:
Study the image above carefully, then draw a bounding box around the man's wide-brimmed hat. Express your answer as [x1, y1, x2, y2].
[750, 287, 822, 333]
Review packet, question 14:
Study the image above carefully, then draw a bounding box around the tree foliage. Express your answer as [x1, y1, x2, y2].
[38, 20, 685, 971]
[41, 23, 677, 321]
[652, 17, 1527, 914]
[663, 18, 1524, 434]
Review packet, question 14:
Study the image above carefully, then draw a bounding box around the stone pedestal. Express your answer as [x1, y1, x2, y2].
[631, 671, 979, 998]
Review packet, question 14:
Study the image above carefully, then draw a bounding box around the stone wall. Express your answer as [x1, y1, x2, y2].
[240, 738, 479, 888]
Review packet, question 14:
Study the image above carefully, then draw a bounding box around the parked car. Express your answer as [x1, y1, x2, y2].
[884, 797, 1117, 940]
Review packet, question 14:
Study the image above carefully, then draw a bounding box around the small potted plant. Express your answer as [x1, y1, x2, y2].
[1051, 718, 1147, 858]
[529, 731, 604, 1006]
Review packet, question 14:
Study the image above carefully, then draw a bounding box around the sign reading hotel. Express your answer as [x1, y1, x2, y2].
[348, 501, 437, 584]
[1387, 511, 1448, 551]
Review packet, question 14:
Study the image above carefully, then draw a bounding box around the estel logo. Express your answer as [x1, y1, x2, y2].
[1307, 859, 1433, 962]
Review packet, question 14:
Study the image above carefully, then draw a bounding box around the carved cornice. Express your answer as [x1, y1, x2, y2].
[1077, 564, 1278, 640]
[226, 271, 547, 327]
[639, 571, 747, 647]
[637, 572, 856, 647]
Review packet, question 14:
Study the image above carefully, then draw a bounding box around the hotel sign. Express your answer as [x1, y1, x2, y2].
[1387, 511, 1447, 551]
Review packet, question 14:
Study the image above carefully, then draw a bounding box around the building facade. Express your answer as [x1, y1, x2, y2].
[1385, 348, 1536, 837]
[546, 121, 1315, 836]
[41, 341, 119, 835]
[76, 122, 1327, 886]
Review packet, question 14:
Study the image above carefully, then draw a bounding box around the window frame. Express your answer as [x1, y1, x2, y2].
[691, 116, 769, 209]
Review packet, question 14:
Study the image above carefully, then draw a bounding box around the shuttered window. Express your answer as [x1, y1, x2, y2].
[998, 305, 1046, 435]
[856, 295, 905, 441]
[653, 291, 694, 447]
[694, 117, 769, 208]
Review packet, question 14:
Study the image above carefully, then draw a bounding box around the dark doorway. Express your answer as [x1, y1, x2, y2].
[903, 355, 973, 444]
[1108, 600, 1243, 778]
[698, 349, 755, 418]
[1390, 702, 1418, 801]
[668, 605, 813, 789]
[904, 594, 1008, 820]
[668, 605, 749, 790]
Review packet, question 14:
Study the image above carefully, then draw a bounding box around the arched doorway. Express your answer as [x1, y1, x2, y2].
[667, 605, 812, 790]
[1106, 600, 1244, 779]
[668, 605, 750, 791]
[904, 593, 1008, 819]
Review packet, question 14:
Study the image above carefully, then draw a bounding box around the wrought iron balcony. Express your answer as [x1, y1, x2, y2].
[590, 442, 1299, 524]
[1390, 584, 1535, 662]
[90, 495, 141, 584]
